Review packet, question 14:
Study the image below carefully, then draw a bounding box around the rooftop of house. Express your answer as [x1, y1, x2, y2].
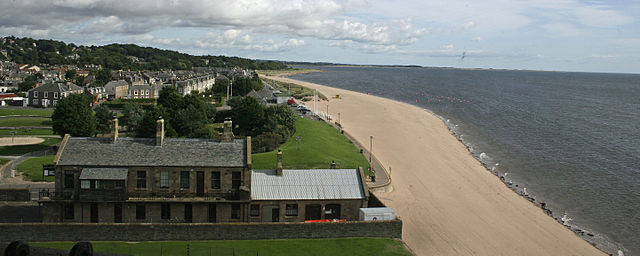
[28, 82, 82, 93]
[56, 136, 247, 168]
[251, 169, 366, 201]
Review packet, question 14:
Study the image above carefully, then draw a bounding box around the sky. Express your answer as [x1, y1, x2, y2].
[0, 0, 638, 73]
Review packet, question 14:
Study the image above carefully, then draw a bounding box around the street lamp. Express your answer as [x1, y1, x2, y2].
[369, 135, 374, 163]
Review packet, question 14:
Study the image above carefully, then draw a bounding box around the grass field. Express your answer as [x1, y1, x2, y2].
[0, 108, 53, 117]
[16, 155, 55, 182]
[252, 117, 370, 172]
[34, 238, 411, 256]
[0, 128, 53, 136]
[0, 159, 10, 165]
[0, 137, 61, 155]
[262, 77, 328, 101]
[0, 117, 52, 127]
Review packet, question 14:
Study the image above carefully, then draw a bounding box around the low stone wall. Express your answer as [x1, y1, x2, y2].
[0, 220, 402, 242]
[0, 189, 30, 201]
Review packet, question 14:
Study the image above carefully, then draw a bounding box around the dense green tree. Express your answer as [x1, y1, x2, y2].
[263, 104, 296, 140]
[51, 94, 96, 137]
[94, 105, 114, 135]
[120, 102, 144, 131]
[230, 97, 265, 136]
[65, 69, 76, 80]
[135, 105, 167, 138]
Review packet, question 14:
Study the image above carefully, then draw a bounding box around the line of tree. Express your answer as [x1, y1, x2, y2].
[0, 36, 288, 71]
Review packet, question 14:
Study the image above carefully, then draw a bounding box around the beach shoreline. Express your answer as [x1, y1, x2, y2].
[263, 74, 607, 256]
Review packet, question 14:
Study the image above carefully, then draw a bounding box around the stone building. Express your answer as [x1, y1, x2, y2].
[27, 81, 83, 108]
[40, 119, 369, 223]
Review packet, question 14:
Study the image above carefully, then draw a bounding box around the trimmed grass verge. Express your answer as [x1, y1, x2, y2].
[34, 238, 411, 256]
[0, 108, 53, 117]
[16, 155, 55, 182]
[262, 77, 328, 101]
[0, 117, 52, 127]
[0, 128, 53, 136]
[252, 117, 370, 172]
[0, 137, 61, 155]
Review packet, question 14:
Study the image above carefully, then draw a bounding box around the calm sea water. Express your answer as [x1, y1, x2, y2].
[290, 66, 640, 255]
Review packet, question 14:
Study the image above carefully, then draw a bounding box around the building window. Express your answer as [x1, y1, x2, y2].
[250, 205, 260, 217]
[134, 90, 138, 95]
[44, 91, 48, 98]
[210, 171, 220, 189]
[33, 91, 38, 98]
[161, 203, 171, 220]
[136, 171, 146, 189]
[208, 204, 216, 222]
[64, 203, 74, 219]
[53, 92, 58, 98]
[64, 171, 74, 189]
[114, 180, 123, 189]
[136, 204, 146, 220]
[145, 89, 149, 95]
[184, 203, 192, 223]
[286, 204, 298, 216]
[160, 171, 169, 188]
[231, 204, 240, 219]
[53, 100, 57, 106]
[180, 171, 190, 189]
[81, 180, 90, 189]
[32, 99, 38, 105]
[232, 171, 241, 189]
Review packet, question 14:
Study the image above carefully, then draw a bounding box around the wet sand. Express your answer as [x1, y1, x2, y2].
[263, 75, 605, 256]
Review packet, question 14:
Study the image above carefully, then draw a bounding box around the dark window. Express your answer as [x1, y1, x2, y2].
[64, 203, 74, 219]
[184, 203, 192, 223]
[114, 203, 122, 223]
[114, 180, 123, 189]
[210, 171, 221, 189]
[160, 171, 169, 188]
[90, 203, 98, 223]
[180, 171, 190, 189]
[286, 204, 298, 216]
[64, 171, 74, 189]
[208, 204, 216, 222]
[250, 205, 260, 217]
[161, 203, 170, 220]
[232, 171, 241, 189]
[136, 171, 146, 189]
[231, 204, 240, 219]
[136, 204, 146, 220]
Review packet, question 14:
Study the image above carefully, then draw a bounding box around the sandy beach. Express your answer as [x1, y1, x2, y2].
[264, 75, 605, 256]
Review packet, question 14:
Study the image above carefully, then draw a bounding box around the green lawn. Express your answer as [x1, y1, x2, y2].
[34, 238, 410, 256]
[0, 128, 53, 136]
[0, 108, 53, 117]
[0, 117, 52, 127]
[252, 117, 370, 172]
[0, 158, 10, 165]
[16, 155, 55, 182]
[0, 137, 61, 155]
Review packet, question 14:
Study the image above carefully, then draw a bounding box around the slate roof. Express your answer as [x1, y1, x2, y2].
[57, 137, 247, 167]
[104, 80, 128, 95]
[79, 168, 128, 180]
[251, 169, 365, 200]
[28, 82, 82, 93]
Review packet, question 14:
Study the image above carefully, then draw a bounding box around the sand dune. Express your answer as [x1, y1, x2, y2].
[264, 75, 605, 256]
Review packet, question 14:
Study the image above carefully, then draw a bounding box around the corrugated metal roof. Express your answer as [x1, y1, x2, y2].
[251, 169, 365, 200]
[79, 168, 128, 180]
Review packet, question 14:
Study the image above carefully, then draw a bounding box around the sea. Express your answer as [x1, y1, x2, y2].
[289, 66, 640, 255]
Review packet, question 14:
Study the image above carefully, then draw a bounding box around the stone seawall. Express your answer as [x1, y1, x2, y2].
[0, 220, 402, 242]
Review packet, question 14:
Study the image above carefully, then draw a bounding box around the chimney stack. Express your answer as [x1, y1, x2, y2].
[111, 116, 118, 144]
[156, 117, 164, 146]
[222, 118, 234, 142]
[276, 149, 283, 175]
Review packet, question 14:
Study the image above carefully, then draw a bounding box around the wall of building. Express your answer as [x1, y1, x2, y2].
[250, 199, 366, 222]
[0, 220, 402, 242]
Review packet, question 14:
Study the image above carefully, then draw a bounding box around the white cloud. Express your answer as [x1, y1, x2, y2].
[542, 22, 585, 37]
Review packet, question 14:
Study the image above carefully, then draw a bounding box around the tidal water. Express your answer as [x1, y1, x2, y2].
[290, 66, 640, 255]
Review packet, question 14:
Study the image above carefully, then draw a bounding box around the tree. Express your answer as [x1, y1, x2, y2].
[51, 94, 96, 137]
[135, 105, 176, 138]
[94, 105, 113, 135]
[231, 97, 265, 136]
[263, 104, 296, 140]
[120, 102, 143, 132]
[65, 69, 76, 80]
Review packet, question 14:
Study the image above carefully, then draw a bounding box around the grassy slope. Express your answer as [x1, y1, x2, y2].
[34, 238, 411, 256]
[252, 117, 370, 171]
[16, 155, 55, 182]
[0, 117, 52, 127]
[0, 137, 61, 155]
[0, 108, 53, 117]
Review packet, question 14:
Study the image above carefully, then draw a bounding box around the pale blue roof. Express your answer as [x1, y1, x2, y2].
[251, 169, 365, 200]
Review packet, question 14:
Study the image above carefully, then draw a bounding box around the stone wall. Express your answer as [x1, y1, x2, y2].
[0, 189, 30, 201]
[0, 220, 402, 242]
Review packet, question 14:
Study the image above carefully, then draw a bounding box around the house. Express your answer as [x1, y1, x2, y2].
[27, 81, 83, 108]
[128, 84, 164, 99]
[40, 119, 370, 223]
[104, 80, 129, 99]
[246, 83, 276, 105]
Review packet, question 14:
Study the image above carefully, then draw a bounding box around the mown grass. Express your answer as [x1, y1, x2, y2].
[252, 117, 370, 172]
[0, 158, 10, 165]
[0, 137, 61, 155]
[0, 117, 52, 127]
[34, 238, 411, 256]
[16, 155, 55, 182]
[0, 108, 53, 117]
[261, 77, 328, 101]
[0, 128, 53, 136]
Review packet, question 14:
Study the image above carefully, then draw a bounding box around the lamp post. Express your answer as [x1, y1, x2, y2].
[369, 135, 374, 163]
[338, 112, 341, 124]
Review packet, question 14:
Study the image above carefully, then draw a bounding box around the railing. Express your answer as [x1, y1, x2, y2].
[128, 191, 242, 201]
[39, 189, 249, 201]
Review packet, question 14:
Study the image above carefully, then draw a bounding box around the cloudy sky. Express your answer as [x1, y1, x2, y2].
[1, 0, 638, 73]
